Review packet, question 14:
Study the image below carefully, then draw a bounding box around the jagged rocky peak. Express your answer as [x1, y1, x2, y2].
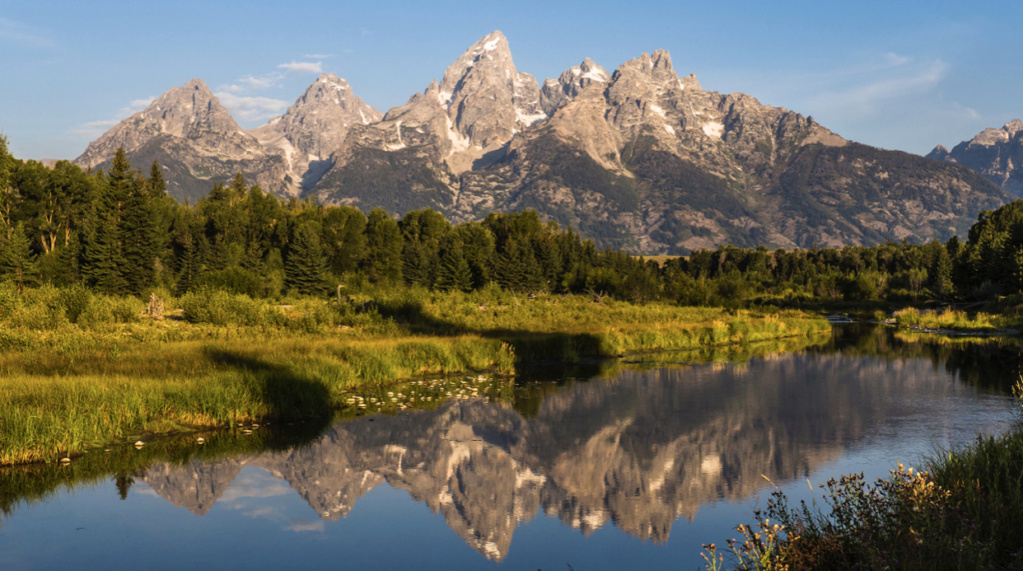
[540, 57, 611, 115]
[144, 78, 242, 139]
[602, 49, 694, 139]
[969, 118, 1023, 147]
[338, 30, 547, 177]
[611, 49, 678, 87]
[436, 30, 546, 147]
[75, 77, 258, 169]
[252, 73, 383, 161]
[928, 118, 1023, 197]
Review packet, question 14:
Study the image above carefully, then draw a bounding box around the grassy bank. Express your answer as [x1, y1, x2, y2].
[893, 307, 1023, 333]
[704, 385, 1023, 570]
[0, 285, 830, 466]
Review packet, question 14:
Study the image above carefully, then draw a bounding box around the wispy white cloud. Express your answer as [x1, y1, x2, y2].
[287, 520, 326, 532]
[68, 96, 156, 138]
[69, 119, 120, 138]
[805, 56, 947, 116]
[215, 92, 289, 123]
[278, 61, 323, 74]
[121, 97, 156, 115]
[304, 53, 335, 59]
[243, 506, 276, 518]
[0, 17, 57, 49]
[220, 74, 283, 93]
[719, 52, 971, 152]
[220, 473, 292, 504]
[220, 60, 323, 95]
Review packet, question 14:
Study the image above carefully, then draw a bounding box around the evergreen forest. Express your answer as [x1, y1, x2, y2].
[2, 137, 1023, 309]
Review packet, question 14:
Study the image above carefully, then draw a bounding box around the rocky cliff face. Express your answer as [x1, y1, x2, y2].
[539, 57, 611, 116]
[250, 73, 383, 195]
[928, 119, 1023, 198]
[75, 32, 1011, 252]
[310, 31, 548, 212]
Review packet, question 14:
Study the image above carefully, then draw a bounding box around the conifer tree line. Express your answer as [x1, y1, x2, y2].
[2, 137, 1023, 306]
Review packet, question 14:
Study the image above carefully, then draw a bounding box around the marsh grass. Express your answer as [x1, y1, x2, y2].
[0, 335, 517, 466]
[0, 285, 829, 466]
[894, 307, 1019, 332]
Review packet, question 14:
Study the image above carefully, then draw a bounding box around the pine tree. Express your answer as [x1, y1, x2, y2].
[0, 222, 38, 290]
[322, 206, 366, 276]
[146, 161, 166, 197]
[435, 239, 473, 292]
[494, 238, 542, 292]
[455, 222, 495, 289]
[363, 208, 403, 283]
[56, 229, 83, 286]
[120, 174, 158, 295]
[81, 213, 128, 294]
[931, 247, 954, 298]
[105, 148, 134, 213]
[401, 239, 433, 287]
[0, 134, 16, 235]
[284, 221, 329, 295]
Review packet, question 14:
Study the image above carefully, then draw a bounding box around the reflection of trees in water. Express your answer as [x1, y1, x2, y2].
[817, 325, 1023, 393]
[127, 344, 994, 561]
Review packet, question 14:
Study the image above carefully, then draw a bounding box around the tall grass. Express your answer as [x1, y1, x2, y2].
[894, 307, 1017, 332]
[0, 335, 517, 466]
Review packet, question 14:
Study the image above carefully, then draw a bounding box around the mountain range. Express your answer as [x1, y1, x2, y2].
[75, 31, 1011, 254]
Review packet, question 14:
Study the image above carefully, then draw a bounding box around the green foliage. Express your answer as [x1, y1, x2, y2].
[363, 207, 403, 283]
[322, 205, 366, 276]
[710, 455, 1021, 570]
[284, 220, 329, 296]
[6, 285, 69, 330]
[120, 172, 159, 295]
[58, 283, 93, 323]
[76, 295, 143, 329]
[179, 287, 285, 327]
[434, 237, 473, 292]
[0, 279, 21, 318]
[0, 222, 38, 289]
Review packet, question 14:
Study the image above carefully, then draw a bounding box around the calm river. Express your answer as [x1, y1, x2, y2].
[1, 325, 1019, 570]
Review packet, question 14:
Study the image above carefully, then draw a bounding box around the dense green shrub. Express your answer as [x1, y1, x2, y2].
[10, 285, 68, 330]
[0, 280, 20, 318]
[179, 287, 285, 327]
[59, 283, 93, 323]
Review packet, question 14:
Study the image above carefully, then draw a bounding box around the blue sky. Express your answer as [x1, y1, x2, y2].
[2, 0, 1021, 160]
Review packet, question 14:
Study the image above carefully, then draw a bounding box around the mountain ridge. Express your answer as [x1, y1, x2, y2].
[74, 31, 1011, 253]
[927, 119, 1023, 198]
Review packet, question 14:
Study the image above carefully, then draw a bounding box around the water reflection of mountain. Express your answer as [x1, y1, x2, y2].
[141, 349, 980, 561]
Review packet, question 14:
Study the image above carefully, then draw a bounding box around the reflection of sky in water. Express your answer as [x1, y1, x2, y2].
[215, 468, 322, 533]
[0, 336, 1019, 570]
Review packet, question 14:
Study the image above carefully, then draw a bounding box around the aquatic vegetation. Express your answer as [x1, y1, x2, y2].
[893, 307, 1020, 333]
